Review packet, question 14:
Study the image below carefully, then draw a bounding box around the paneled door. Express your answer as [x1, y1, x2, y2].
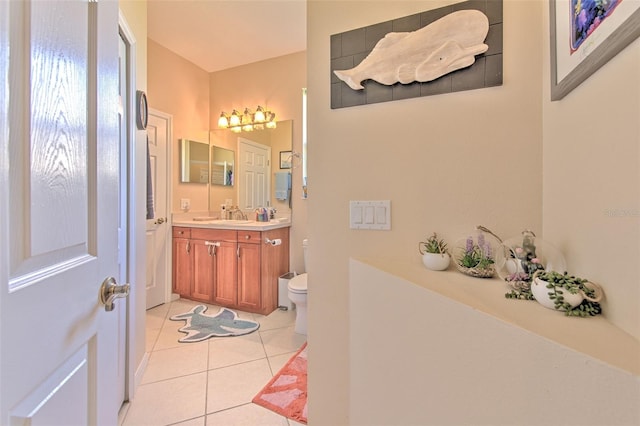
[238, 138, 271, 214]
[145, 110, 171, 309]
[0, 1, 124, 424]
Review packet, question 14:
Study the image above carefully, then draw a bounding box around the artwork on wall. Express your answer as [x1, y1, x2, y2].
[333, 10, 490, 90]
[330, 0, 503, 109]
[550, 0, 640, 101]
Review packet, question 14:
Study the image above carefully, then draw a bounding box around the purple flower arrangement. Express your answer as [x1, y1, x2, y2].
[458, 234, 495, 270]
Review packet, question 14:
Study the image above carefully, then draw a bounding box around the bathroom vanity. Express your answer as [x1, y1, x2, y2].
[172, 220, 290, 315]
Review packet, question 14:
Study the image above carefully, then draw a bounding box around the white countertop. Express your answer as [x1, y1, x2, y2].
[172, 214, 291, 231]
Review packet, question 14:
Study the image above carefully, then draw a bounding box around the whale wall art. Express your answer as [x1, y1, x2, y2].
[330, 0, 503, 109]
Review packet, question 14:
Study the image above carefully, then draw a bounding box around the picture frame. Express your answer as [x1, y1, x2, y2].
[279, 151, 292, 169]
[550, 0, 640, 101]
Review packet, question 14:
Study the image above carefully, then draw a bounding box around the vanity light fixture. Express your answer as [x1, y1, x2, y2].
[218, 106, 276, 133]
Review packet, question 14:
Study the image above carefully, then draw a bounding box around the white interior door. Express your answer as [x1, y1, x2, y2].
[145, 110, 170, 309]
[0, 1, 123, 424]
[238, 138, 271, 214]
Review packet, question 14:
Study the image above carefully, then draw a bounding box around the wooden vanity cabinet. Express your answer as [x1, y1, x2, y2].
[190, 228, 237, 304]
[172, 225, 289, 315]
[172, 227, 192, 298]
[237, 227, 290, 314]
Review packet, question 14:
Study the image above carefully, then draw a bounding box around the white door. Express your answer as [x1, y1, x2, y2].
[145, 110, 170, 309]
[238, 138, 271, 214]
[0, 1, 124, 425]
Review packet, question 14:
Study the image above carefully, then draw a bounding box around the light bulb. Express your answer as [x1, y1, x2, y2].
[218, 112, 229, 128]
[254, 106, 266, 123]
[229, 110, 241, 127]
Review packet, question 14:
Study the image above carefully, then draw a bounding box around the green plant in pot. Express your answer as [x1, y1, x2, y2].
[418, 233, 450, 271]
[524, 270, 603, 317]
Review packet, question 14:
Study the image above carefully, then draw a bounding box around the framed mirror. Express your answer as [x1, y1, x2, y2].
[211, 145, 234, 186]
[180, 138, 209, 183]
[209, 120, 292, 214]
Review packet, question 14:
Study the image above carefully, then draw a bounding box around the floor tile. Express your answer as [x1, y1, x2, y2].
[254, 308, 297, 332]
[208, 330, 266, 370]
[142, 344, 209, 384]
[267, 351, 298, 375]
[206, 358, 274, 414]
[206, 403, 289, 426]
[173, 417, 205, 426]
[122, 372, 207, 426]
[127, 299, 306, 426]
[260, 326, 307, 357]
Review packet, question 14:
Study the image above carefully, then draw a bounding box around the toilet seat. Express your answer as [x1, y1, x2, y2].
[288, 273, 307, 293]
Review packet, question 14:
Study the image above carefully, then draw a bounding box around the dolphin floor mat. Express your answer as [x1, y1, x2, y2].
[169, 305, 260, 342]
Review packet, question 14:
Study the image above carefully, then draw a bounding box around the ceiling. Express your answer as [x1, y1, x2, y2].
[147, 0, 307, 73]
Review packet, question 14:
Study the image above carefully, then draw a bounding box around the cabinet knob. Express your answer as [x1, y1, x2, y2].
[245, 234, 250, 240]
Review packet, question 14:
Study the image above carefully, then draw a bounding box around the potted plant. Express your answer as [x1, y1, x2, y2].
[452, 231, 496, 278]
[528, 270, 603, 317]
[418, 233, 450, 271]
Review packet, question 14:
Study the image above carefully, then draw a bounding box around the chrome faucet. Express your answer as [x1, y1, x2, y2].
[227, 206, 248, 220]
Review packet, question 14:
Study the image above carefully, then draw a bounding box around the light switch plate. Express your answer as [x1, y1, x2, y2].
[349, 200, 390, 230]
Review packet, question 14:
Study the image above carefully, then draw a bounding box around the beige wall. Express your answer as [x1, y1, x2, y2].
[308, 0, 639, 424]
[542, 10, 640, 339]
[119, 0, 148, 398]
[147, 39, 211, 213]
[307, 1, 544, 424]
[209, 52, 308, 273]
[147, 47, 308, 272]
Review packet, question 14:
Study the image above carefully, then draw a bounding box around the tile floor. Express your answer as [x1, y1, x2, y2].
[119, 298, 307, 426]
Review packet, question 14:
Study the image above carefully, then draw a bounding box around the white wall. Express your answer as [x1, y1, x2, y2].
[350, 259, 640, 425]
[542, 6, 640, 339]
[307, 1, 544, 423]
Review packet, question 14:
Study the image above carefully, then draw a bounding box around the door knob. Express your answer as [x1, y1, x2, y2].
[155, 217, 166, 225]
[99, 277, 130, 312]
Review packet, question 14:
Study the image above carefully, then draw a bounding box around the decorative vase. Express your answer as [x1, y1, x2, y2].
[452, 226, 501, 278]
[421, 252, 451, 271]
[495, 230, 566, 283]
[530, 271, 604, 311]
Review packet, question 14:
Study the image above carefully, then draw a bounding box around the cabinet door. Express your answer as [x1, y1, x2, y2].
[213, 240, 238, 306]
[172, 238, 192, 297]
[237, 242, 261, 311]
[192, 239, 216, 303]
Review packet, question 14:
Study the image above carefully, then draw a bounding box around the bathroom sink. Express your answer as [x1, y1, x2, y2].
[196, 219, 254, 225]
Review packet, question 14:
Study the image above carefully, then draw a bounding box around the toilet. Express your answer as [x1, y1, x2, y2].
[288, 239, 308, 335]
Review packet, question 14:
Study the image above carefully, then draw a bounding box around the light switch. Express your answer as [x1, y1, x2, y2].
[364, 206, 375, 224]
[349, 200, 391, 230]
[350, 205, 363, 224]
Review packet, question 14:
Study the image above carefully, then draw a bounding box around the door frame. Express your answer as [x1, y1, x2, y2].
[118, 11, 147, 406]
[148, 108, 173, 305]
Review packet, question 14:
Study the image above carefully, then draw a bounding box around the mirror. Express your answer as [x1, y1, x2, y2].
[180, 138, 209, 183]
[209, 120, 293, 216]
[211, 146, 234, 186]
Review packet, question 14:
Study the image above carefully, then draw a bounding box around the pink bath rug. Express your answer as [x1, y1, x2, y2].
[253, 342, 307, 424]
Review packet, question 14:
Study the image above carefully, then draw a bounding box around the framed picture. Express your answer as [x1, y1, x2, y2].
[279, 151, 292, 169]
[550, 0, 640, 101]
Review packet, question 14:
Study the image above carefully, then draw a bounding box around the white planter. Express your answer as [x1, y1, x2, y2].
[422, 253, 451, 271]
[530, 276, 603, 311]
[530, 277, 583, 310]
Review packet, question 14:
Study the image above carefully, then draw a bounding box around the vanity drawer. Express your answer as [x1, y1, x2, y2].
[238, 230, 261, 244]
[173, 227, 191, 238]
[190, 228, 237, 242]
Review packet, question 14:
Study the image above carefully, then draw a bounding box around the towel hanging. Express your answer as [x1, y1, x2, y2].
[275, 172, 291, 201]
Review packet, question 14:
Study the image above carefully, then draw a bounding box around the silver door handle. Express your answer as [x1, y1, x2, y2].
[99, 277, 130, 312]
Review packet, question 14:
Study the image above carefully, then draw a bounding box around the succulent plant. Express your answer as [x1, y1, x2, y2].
[419, 232, 448, 255]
